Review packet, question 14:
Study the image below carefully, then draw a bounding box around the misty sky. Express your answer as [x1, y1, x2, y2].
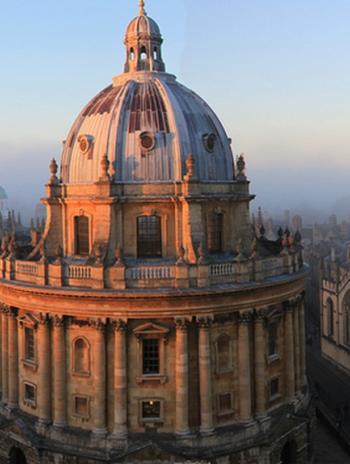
[0, 0, 349, 221]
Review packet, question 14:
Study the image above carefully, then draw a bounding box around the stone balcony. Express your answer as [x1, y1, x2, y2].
[0, 248, 304, 291]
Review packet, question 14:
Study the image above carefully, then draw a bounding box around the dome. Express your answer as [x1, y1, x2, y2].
[125, 0, 161, 39]
[60, 0, 234, 185]
[125, 14, 161, 39]
[60, 75, 234, 184]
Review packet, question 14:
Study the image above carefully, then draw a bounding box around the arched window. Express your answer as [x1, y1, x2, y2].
[208, 212, 224, 253]
[153, 47, 158, 60]
[140, 46, 147, 60]
[216, 334, 232, 373]
[130, 48, 135, 61]
[344, 292, 350, 345]
[73, 338, 90, 375]
[9, 448, 27, 464]
[326, 298, 334, 337]
[74, 216, 89, 256]
[137, 215, 162, 258]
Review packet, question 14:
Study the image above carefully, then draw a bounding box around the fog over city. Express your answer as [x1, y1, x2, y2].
[1, 0, 349, 224]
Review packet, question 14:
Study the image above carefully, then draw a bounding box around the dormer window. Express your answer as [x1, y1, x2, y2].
[137, 215, 162, 258]
[208, 212, 224, 253]
[74, 216, 90, 256]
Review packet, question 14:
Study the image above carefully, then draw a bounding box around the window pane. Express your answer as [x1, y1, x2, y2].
[75, 216, 89, 256]
[219, 393, 232, 412]
[142, 339, 160, 374]
[142, 400, 161, 419]
[208, 213, 223, 253]
[24, 383, 36, 402]
[137, 216, 162, 258]
[268, 323, 278, 356]
[25, 328, 35, 361]
[270, 378, 279, 397]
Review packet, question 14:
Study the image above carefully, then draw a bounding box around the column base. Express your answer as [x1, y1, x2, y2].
[175, 428, 191, 438]
[110, 429, 128, 441]
[93, 427, 108, 438]
[200, 426, 215, 436]
[53, 421, 67, 430]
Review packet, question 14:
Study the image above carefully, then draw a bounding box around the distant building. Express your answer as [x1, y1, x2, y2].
[0, 185, 8, 212]
[0, 2, 312, 463]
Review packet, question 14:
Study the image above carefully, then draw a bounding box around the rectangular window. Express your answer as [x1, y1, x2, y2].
[268, 322, 278, 357]
[24, 327, 35, 362]
[24, 383, 36, 406]
[74, 216, 89, 256]
[270, 378, 280, 399]
[218, 393, 233, 413]
[74, 396, 89, 418]
[137, 216, 162, 258]
[208, 213, 223, 253]
[142, 339, 160, 375]
[142, 400, 161, 420]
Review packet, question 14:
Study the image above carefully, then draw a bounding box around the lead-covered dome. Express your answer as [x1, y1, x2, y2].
[60, 1, 235, 185]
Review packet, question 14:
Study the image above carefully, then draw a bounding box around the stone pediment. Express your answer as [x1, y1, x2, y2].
[18, 312, 41, 328]
[133, 322, 170, 336]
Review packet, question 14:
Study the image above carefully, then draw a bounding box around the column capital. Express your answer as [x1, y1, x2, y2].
[197, 316, 214, 328]
[238, 311, 253, 324]
[111, 319, 127, 332]
[254, 308, 268, 322]
[175, 317, 190, 331]
[90, 318, 106, 332]
[8, 307, 18, 318]
[39, 313, 51, 326]
[52, 315, 65, 327]
[284, 300, 297, 312]
[0, 304, 10, 314]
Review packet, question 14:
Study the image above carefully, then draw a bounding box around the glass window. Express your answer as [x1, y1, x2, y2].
[74, 216, 89, 256]
[270, 378, 279, 398]
[268, 322, 278, 357]
[137, 216, 162, 258]
[142, 339, 160, 375]
[217, 335, 230, 372]
[142, 400, 161, 419]
[74, 396, 88, 417]
[219, 393, 232, 413]
[24, 327, 35, 362]
[24, 383, 36, 405]
[208, 213, 223, 253]
[326, 299, 334, 337]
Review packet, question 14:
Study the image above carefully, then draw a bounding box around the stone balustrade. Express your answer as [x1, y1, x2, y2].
[0, 249, 303, 291]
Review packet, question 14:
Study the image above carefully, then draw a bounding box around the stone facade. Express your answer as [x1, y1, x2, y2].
[0, 1, 312, 463]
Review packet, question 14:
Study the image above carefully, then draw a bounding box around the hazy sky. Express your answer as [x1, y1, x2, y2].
[0, 0, 349, 219]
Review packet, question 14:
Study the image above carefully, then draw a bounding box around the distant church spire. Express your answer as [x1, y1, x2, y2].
[139, 0, 146, 16]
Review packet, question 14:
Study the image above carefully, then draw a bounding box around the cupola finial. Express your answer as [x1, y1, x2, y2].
[138, 0, 146, 16]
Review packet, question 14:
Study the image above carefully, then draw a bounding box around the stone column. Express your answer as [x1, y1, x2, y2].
[299, 299, 306, 388]
[8, 308, 19, 409]
[285, 304, 295, 399]
[112, 320, 127, 439]
[93, 320, 107, 436]
[37, 315, 51, 425]
[53, 316, 67, 427]
[293, 304, 301, 393]
[254, 310, 266, 416]
[238, 312, 252, 421]
[1, 307, 9, 404]
[175, 319, 190, 436]
[198, 317, 214, 435]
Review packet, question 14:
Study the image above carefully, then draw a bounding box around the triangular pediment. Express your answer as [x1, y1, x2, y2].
[133, 322, 169, 336]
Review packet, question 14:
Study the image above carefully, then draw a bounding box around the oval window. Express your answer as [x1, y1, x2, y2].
[203, 133, 217, 152]
[140, 132, 155, 151]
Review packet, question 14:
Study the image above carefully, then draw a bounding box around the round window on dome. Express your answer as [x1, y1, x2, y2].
[203, 133, 217, 153]
[140, 132, 156, 151]
[78, 135, 92, 155]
